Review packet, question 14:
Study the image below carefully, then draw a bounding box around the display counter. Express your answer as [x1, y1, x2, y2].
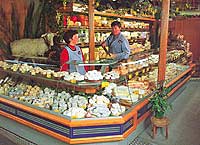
[0, 63, 195, 144]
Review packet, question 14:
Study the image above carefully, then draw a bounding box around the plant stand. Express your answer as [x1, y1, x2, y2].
[151, 116, 170, 139]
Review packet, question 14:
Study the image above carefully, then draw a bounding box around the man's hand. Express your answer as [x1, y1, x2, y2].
[110, 53, 117, 59]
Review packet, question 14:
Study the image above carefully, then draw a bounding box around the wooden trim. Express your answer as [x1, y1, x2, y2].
[123, 124, 136, 139]
[137, 110, 151, 124]
[158, 0, 170, 82]
[190, 63, 196, 69]
[69, 135, 123, 144]
[122, 109, 137, 122]
[134, 99, 149, 111]
[88, 0, 95, 66]
[123, 112, 138, 138]
[70, 117, 124, 127]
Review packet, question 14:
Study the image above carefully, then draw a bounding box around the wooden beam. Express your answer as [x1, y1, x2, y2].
[88, 0, 95, 68]
[158, 0, 170, 83]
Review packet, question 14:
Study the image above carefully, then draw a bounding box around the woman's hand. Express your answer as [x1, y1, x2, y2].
[101, 41, 106, 48]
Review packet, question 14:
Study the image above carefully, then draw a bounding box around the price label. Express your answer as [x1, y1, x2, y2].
[128, 74, 132, 79]
[101, 81, 110, 88]
[135, 71, 139, 76]
[70, 79, 77, 84]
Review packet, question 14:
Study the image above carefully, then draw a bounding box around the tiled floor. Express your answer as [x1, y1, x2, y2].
[0, 134, 17, 145]
[137, 79, 200, 145]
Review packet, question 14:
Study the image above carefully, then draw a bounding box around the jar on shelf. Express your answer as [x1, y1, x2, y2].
[101, 17, 108, 27]
[82, 16, 88, 26]
[78, 14, 85, 26]
[94, 16, 102, 27]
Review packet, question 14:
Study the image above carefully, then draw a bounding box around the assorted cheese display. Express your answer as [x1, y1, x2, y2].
[0, 47, 190, 119]
[85, 70, 103, 81]
[130, 40, 151, 54]
[148, 63, 189, 85]
[0, 49, 187, 84]
[0, 62, 188, 119]
[148, 49, 187, 65]
[103, 71, 120, 80]
[0, 61, 108, 82]
[0, 77, 127, 119]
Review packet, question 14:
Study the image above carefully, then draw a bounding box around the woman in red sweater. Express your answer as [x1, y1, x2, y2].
[60, 30, 88, 74]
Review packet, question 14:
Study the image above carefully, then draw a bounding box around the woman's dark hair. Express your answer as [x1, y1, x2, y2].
[111, 21, 121, 28]
[63, 30, 78, 44]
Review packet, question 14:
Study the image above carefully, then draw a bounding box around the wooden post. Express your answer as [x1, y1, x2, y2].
[158, 0, 170, 83]
[88, 0, 95, 69]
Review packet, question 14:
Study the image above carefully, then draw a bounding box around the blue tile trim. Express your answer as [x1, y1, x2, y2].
[137, 103, 151, 119]
[0, 102, 70, 137]
[72, 124, 121, 138]
[122, 117, 133, 133]
[71, 117, 134, 138]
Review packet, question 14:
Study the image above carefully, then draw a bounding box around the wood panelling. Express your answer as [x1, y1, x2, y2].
[169, 17, 200, 62]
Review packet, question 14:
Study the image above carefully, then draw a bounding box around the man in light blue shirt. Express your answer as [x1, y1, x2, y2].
[102, 21, 130, 61]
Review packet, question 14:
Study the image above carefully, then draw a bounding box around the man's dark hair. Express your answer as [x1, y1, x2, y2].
[63, 30, 78, 44]
[111, 21, 121, 28]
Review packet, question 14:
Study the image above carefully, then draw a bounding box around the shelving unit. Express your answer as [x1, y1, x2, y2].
[57, 3, 156, 61]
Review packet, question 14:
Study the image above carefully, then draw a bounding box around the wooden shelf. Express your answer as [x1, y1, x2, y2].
[62, 26, 149, 32]
[94, 11, 156, 22]
[58, 7, 156, 22]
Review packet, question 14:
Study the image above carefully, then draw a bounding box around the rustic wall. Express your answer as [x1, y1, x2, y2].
[0, 0, 45, 57]
[169, 17, 200, 62]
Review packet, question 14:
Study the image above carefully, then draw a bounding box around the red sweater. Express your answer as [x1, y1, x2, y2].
[60, 45, 89, 72]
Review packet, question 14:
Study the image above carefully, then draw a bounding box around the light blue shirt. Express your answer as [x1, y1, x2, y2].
[105, 32, 130, 60]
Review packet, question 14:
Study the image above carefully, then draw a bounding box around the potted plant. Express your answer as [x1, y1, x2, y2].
[149, 82, 172, 139]
[149, 83, 172, 119]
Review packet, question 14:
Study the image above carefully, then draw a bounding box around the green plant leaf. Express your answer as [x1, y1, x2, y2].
[149, 85, 172, 118]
